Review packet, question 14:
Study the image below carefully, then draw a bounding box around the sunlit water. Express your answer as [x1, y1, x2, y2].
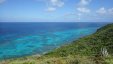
[0, 22, 109, 59]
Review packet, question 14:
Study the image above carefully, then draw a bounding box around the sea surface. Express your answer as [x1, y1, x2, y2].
[0, 22, 110, 60]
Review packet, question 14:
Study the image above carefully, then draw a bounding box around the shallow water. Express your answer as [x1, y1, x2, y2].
[0, 22, 108, 59]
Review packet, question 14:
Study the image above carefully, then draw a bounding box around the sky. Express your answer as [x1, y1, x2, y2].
[0, 0, 113, 22]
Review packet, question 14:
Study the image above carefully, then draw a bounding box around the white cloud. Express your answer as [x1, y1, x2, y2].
[46, 0, 64, 12]
[50, 0, 64, 7]
[96, 7, 107, 14]
[77, 0, 91, 13]
[46, 7, 56, 12]
[78, 0, 91, 6]
[0, 0, 5, 4]
[36, 0, 64, 12]
[108, 8, 113, 14]
[96, 7, 113, 15]
[77, 7, 90, 13]
[95, 7, 113, 21]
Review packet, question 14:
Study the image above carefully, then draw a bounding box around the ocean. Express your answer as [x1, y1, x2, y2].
[0, 22, 110, 60]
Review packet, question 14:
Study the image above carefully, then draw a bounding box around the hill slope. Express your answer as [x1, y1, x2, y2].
[1, 23, 113, 64]
[45, 23, 113, 57]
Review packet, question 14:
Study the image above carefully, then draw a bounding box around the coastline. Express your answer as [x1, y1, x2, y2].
[0, 23, 113, 64]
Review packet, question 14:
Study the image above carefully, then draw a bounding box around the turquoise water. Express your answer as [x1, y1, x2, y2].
[0, 22, 108, 59]
[0, 28, 97, 59]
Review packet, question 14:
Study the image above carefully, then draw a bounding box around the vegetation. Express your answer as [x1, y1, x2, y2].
[0, 23, 113, 64]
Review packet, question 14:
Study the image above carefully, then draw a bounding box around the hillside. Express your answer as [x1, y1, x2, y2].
[45, 23, 113, 57]
[1, 23, 113, 64]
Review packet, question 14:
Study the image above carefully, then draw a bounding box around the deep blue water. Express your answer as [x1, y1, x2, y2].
[0, 22, 110, 60]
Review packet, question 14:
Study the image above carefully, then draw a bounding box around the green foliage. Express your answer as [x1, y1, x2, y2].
[22, 62, 35, 64]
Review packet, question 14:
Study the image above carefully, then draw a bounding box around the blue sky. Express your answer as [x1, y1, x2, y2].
[0, 0, 113, 22]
